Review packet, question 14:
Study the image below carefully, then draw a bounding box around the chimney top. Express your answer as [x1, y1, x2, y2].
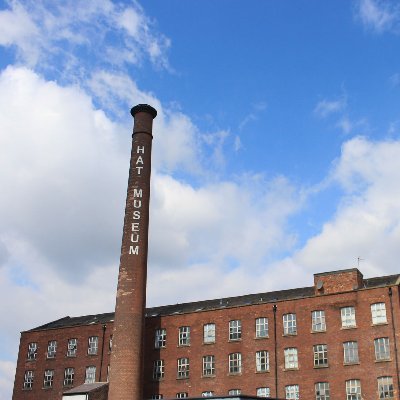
[131, 104, 157, 119]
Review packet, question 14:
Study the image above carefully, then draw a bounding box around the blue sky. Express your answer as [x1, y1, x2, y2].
[1, 0, 400, 397]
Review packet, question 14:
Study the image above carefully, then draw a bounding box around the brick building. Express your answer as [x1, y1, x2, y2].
[12, 268, 400, 400]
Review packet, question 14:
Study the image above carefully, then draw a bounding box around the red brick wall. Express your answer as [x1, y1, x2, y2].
[12, 284, 400, 400]
[12, 323, 112, 400]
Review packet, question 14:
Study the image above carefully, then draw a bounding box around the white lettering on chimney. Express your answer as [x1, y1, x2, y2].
[129, 145, 145, 256]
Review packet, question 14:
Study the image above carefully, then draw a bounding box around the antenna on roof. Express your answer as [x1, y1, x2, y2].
[357, 257, 364, 268]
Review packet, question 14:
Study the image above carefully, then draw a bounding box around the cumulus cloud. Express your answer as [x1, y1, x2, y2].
[0, 0, 170, 74]
[293, 136, 400, 278]
[356, 0, 400, 33]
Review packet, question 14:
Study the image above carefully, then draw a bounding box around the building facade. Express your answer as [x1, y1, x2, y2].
[12, 268, 400, 400]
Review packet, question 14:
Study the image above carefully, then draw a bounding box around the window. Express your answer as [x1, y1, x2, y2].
[107, 365, 110, 382]
[153, 360, 164, 380]
[229, 389, 241, 395]
[67, 338, 77, 357]
[256, 350, 269, 372]
[378, 376, 394, 399]
[346, 379, 361, 400]
[283, 313, 297, 335]
[27, 342, 37, 360]
[176, 393, 188, 398]
[229, 352, 242, 374]
[371, 303, 387, 325]
[23, 371, 34, 389]
[85, 366, 96, 384]
[202, 392, 214, 397]
[256, 317, 268, 338]
[177, 358, 189, 378]
[256, 387, 270, 398]
[204, 323, 215, 343]
[155, 329, 166, 348]
[374, 337, 390, 361]
[63, 368, 74, 386]
[285, 385, 299, 400]
[179, 326, 190, 346]
[87, 336, 98, 355]
[343, 341, 359, 364]
[109, 335, 113, 351]
[47, 340, 57, 358]
[284, 348, 298, 369]
[315, 382, 330, 400]
[151, 395, 163, 399]
[43, 369, 54, 388]
[341, 307, 356, 328]
[312, 311, 326, 332]
[313, 344, 328, 367]
[229, 320, 241, 340]
[202, 355, 215, 376]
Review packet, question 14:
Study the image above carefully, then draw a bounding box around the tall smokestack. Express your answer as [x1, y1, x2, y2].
[108, 104, 157, 400]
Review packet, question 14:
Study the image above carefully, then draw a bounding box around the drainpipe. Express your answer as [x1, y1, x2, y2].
[388, 287, 400, 393]
[99, 324, 107, 382]
[273, 304, 278, 399]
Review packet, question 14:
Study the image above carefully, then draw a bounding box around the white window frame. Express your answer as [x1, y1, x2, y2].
[371, 303, 387, 325]
[312, 310, 326, 332]
[153, 360, 164, 380]
[256, 350, 269, 372]
[109, 334, 113, 351]
[377, 376, 394, 400]
[204, 323, 215, 343]
[179, 326, 190, 346]
[177, 357, 189, 378]
[313, 344, 328, 367]
[229, 320, 241, 340]
[151, 395, 163, 399]
[27, 342, 37, 360]
[256, 387, 270, 398]
[256, 317, 268, 338]
[63, 367, 74, 386]
[341, 306, 356, 328]
[85, 366, 96, 384]
[229, 352, 242, 374]
[202, 355, 215, 376]
[315, 382, 330, 400]
[228, 389, 241, 395]
[23, 370, 34, 389]
[202, 392, 214, 397]
[283, 313, 297, 335]
[284, 347, 298, 369]
[43, 369, 54, 388]
[374, 337, 390, 361]
[176, 393, 188, 398]
[343, 341, 359, 364]
[88, 336, 98, 355]
[346, 379, 361, 400]
[47, 340, 57, 359]
[154, 328, 166, 349]
[67, 338, 77, 357]
[285, 384, 299, 400]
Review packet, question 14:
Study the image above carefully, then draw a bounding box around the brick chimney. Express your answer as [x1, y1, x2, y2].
[108, 104, 157, 400]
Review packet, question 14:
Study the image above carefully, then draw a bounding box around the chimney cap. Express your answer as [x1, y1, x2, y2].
[131, 104, 157, 119]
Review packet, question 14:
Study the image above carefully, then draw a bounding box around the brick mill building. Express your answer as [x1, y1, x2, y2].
[12, 268, 400, 400]
[11, 106, 400, 400]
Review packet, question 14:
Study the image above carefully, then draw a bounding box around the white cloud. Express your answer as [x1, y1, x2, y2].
[356, 0, 400, 33]
[0, 0, 170, 73]
[314, 97, 346, 118]
[0, 361, 15, 400]
[293, 136, 400, 278]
